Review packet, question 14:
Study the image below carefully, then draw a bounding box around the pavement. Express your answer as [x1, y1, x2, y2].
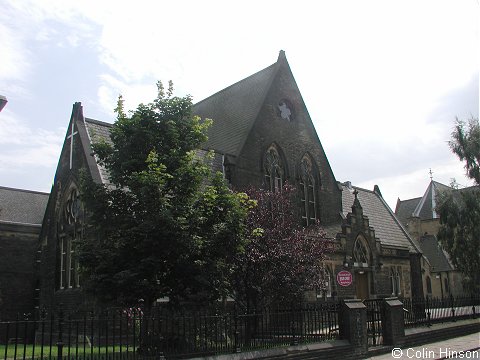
[365, 331, 480, 360]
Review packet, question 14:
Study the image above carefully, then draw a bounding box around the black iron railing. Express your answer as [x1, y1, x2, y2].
[363, 299, 384, 346]
[0, 302, 340, 360]
[403, 294, 479, 328]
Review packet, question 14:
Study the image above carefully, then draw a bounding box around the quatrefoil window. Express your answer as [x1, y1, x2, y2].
[277, 99, 294, 121]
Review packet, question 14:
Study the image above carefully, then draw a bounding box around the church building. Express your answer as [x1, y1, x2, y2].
[395, 180, 466, 297]
[34, 51, 423, 313]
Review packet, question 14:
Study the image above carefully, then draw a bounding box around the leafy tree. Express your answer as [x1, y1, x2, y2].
[233, 184, 331, 310]
[437, 117, 480, 293]
[449, 117, 480, 184]
[78, 82, 250, 307]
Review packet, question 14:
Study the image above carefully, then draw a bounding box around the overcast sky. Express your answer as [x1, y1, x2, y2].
[0, 0, 478, 210]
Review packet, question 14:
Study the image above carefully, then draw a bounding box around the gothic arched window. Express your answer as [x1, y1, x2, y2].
[353, 236, 370, 267]
[264, 145, 285, 192]
[58, 187, 82, 290]
[299, 155, 318, 226]
[390, 268, 401, 295]
[316, 265, 333, 300]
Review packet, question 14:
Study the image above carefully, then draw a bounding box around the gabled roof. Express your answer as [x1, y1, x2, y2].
[81, 51, 295, 179]
[413, 180, 451, 219]
[394, 197, 421, 227]
[0, 186, 49, 225]
[192, 52, 285, 156]
[418, 234, 454, 272]
[395, 180, 452, 223]
[340, 183, 421, 253]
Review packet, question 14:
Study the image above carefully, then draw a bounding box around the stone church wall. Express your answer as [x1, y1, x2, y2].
[37, 116, 90, 314]
[0, 223, 38, 319]
[231, 61, 342, 225]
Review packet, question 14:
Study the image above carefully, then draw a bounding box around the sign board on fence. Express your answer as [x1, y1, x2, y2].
[336, 270, 353, 287]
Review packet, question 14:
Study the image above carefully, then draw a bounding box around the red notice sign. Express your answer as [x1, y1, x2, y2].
[336, 270, 353, 287]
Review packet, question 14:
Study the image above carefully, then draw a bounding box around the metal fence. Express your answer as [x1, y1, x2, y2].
[363, 299, 384, 347]
[0, 302, 340, 360]
[403, 294, 479, 328]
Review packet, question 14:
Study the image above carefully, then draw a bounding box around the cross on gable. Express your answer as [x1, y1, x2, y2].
[67, 121, 78, 169]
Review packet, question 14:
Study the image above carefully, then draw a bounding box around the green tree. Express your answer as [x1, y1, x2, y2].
[449, 117, 480, 184]
[437, 117, 480, 293]
[78, 82, 250, 307]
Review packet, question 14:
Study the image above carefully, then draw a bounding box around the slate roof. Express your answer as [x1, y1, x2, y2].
[395, 181, 451, 225]
[418, 234, 454, 272]
[394, 197, 421, 228]
[83, 51, 288, 176]
[340, 183, 421, 253]
[83, 118, 224, 185]
[84, 118, 114, 185]
[0, 186, 49, 225]
[192, 56, 281, 156]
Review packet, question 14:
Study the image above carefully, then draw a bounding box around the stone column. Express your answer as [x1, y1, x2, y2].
[340, 299, 368, 357]
[383, 297, 405, 346]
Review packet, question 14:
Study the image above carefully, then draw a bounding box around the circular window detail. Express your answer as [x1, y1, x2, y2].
[64, 188, 82, 225]
[277, 99, 294, 121]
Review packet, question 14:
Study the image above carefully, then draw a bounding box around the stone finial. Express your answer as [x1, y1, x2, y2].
[352, 189, 363, 217]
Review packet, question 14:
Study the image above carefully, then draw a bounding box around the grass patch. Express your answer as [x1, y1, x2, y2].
[0, 344, 137, 360]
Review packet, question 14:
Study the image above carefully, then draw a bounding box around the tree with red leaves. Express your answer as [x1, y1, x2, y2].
[232, 183, 331, 310]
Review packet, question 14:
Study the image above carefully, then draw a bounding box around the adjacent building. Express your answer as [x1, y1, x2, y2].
[395, 180, 465, 297]
[0, 186, 49, 319]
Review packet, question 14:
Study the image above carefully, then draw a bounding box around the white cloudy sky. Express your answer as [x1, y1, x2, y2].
[0, 0, 478, 210]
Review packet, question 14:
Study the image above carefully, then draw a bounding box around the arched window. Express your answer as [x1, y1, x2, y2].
[299, 155, 318, 226]
[316, 266, 333, 300]
[58, 187, 82, 290]
[353, 236, 370, 267]
[390, 268, 401, 296]
[264, 145, 285, 192]
[426, 276, 432, 294]
[324, 266, 333, 298]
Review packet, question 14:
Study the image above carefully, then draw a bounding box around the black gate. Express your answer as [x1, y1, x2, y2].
[363, 299, 384, 346]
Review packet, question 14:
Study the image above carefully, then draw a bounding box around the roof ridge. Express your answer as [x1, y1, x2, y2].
[85, 117, 114, 127]
[398, 196, 422, 203]
[340, 182, 376, 194]
[0, 186, 49, 195]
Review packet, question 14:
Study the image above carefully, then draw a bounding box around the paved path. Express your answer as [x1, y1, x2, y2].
[365, 331, 480, 359]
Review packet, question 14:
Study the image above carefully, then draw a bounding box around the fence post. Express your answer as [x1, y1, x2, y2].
[450, 294, 456, 322]
[472, 294, 477, 319]
[233, 305, 240, 353]
[382, 297, 405, 347]
[289, 303, 297, 346]
[339, 299, 367, 358]
[426, 297, 431, 327]
[56, 305, 64, 360]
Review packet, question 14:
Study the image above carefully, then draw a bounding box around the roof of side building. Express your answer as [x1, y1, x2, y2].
[0, 186, 49, 225]
[340, 183, 422, 253]
[418, 234, 454, 272]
